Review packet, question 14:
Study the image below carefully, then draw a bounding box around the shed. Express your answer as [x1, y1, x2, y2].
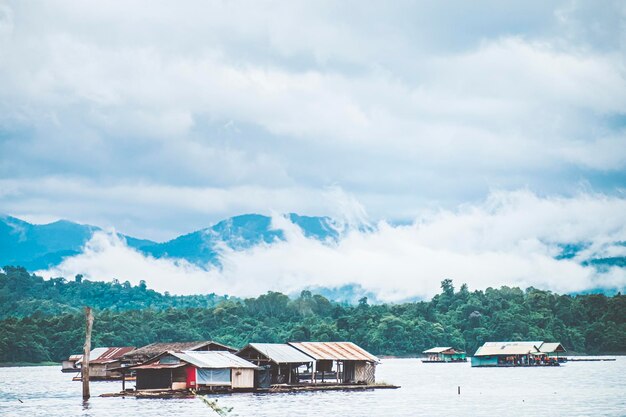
[61, 354, 83, 373]
[123, 340, 236, 365]
[289, 341, 379, 384]
[131, 350, 257, 391]
[236, 343, 314, 384]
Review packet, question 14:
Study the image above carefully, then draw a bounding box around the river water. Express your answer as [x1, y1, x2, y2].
[1, 358, 624, 416]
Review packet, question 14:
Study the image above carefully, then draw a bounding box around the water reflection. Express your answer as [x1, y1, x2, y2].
[0, 358, 624, 417]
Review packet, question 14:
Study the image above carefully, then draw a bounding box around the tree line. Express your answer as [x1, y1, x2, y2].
[0, 266, 624, 363]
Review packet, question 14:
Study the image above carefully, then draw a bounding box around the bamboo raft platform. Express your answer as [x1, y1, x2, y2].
[101, 383, 400, 398]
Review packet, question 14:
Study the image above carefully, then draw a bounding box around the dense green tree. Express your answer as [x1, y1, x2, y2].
[0, 267, 624, 362]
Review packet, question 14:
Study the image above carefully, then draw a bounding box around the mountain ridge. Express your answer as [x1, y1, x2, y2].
[0, 213, 339, 271]
[1, 214, 624, 282]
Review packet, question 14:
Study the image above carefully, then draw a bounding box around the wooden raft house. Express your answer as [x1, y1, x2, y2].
[471, 341, 563, 367]
[105, 340, 396, 397]
[129, 350, 258, 391]
[289, 341, 379, 384]
[236, 343, 315, 386]
[422, 347, 467, 363]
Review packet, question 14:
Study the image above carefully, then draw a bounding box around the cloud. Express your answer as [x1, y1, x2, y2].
[38, 191, 626, 302]
[0, 1, 625, 250]
[0, 177, 357, 240]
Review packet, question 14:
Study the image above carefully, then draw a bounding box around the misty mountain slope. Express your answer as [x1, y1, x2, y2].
[139, 213, 339, 266]
[2, 214, 625, 280]
[0, 213, 340, 270]
[0, 216, 155, 270]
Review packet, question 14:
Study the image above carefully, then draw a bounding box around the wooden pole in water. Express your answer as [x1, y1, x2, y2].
[458, 386, 461, 395]
[82, 307, 94, 400]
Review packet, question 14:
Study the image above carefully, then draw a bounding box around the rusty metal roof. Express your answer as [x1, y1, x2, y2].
[289, 342, 379, 362]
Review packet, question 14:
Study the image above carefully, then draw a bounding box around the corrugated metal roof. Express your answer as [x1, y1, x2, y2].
[241, 343, 315, 364]
[92, 347, 135, 364]
[176, 351, 258, 369]
[131, 350, 258, 370]
[423, 347, 453, 354]
[474, 341, 543, 356]
[131, 362, 187, 370]
[289, 342, 379, 362]
[78, 347, 136, 364]
[81, 347, 108, 363]
[539, 342, 566, 353]
[124, 341, 235, 359]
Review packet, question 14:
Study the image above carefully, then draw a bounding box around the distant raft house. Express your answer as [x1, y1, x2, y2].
[471, 341, 565, 367]
[130, 350, 258, 391]
[421, 347, 467, 363]
[61, 354, 83, 373]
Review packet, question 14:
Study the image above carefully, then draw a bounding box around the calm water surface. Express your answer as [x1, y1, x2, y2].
[1, 358, 624, 416]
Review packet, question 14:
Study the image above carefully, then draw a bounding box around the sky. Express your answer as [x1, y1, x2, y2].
[1, 1, 626, 299]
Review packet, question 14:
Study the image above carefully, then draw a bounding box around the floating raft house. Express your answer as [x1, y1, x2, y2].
[130, 350, 258, 391]
[471, 341, 564, 367]
[421, 347, 467, 363]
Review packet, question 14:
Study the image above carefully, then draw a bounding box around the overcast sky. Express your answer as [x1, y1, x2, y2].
[1, 1, 626, 298]
[0, 0, 624, 240]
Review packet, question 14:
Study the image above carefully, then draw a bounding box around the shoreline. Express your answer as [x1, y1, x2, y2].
[0, 361, 59, 367]
[1, 354, 624, 367]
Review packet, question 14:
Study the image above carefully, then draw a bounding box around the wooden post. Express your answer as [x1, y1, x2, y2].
[82, 307, 94, 400]
[458, 386, 461, 395]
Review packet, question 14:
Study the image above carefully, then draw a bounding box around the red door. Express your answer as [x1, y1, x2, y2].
[186, 366, 197, 389]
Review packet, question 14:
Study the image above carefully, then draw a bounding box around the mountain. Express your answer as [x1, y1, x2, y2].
[0, 215, 155, 270]
[2, 213, 624, 277]
[140, 213, 339, 266]
[0, 213, 338, 270]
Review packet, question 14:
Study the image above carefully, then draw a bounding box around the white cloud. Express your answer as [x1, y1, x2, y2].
[38, 191, 626, 302]
[0, 177, 370, 240]
[1, 1, 625, 255]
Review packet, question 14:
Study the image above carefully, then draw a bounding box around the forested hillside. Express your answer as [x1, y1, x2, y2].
[0, 266, 624, 363]
[0, 266, 230, 318]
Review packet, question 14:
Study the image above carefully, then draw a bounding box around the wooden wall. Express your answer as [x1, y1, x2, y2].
[232, 368, 255, 388]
